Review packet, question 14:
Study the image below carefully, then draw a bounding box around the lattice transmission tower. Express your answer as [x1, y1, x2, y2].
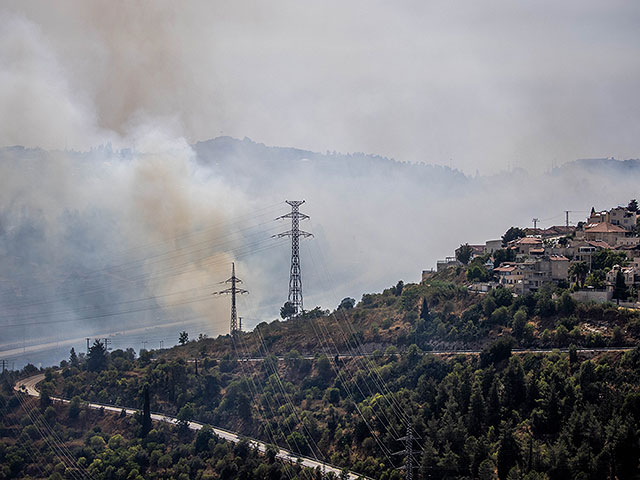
[274, 200, 313, 315]
[395, 422, 416, 480]
[212, 262, 248, 336]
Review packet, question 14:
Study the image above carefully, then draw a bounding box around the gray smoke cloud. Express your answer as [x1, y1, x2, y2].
[1, 2, 640, 366]
[2, 1, 640, 172]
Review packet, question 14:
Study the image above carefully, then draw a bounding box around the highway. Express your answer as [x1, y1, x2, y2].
[14, 373, 368, 480]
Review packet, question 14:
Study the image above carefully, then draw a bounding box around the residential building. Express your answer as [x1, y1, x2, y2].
[485, 239, 503, 254]
[436, 257, 462, 272]
[493, 255, 569, 293]
[608, 206, 638, 231]
[587, 208, 608, 224]
[494, 264, 522, 287]
[606, 264, 636, 288]
[583, 222, 627, 246]
[508, 236, 543, 255]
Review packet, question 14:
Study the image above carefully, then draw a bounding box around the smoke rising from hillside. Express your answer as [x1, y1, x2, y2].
[2, 2, 640, 172]
[1, 2, 640, 366]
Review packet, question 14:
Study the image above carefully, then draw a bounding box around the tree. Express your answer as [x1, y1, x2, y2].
[141, 385, 152, 437]
[557, 291, 576, 315]
[391, 281, 404, 296]
[480, 337, 514, 367]
[179, 331, 189, 345]
[497, 428, 520, 480]
[467, 264, 490, 282]
[628, 199, 638, 212]
[280, 301, 296, 319]
[87, 340, 108, 372]
[456, 243, 474, 265]
[493, 248, 516, 268]
[512, 308, 527, 339]
[613, 269, 628, 302]
[177, 403, 195, 430]
[337, 297, 355, 310]
[69, 347, 79, 367]
[568, 262, 589, 289]
[419, 297, 430, 321]
[502, 227, 525, 247]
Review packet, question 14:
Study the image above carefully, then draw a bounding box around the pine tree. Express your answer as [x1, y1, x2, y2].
[87, 340, 108, 372]
[69, 347, 79, 366]
[141, 384, 152, 437]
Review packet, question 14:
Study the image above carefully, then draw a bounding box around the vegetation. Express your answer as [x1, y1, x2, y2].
[501, 227, 526, 247]
[3, 273, 640, 479]
[456, 244, 474, 265]
[0, 388, 312, 480]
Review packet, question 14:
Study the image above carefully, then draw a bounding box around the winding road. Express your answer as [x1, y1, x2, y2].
[14, 374, 368, 480]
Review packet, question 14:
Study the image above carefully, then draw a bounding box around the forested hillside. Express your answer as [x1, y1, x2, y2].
[6, 274, 640, 480]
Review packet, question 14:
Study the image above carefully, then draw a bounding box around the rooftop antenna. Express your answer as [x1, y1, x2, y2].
[532, 218, 539, 230]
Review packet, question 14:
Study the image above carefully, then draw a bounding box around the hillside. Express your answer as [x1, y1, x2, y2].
[10, 274, 639, 479]
[163, 270, 640, 362]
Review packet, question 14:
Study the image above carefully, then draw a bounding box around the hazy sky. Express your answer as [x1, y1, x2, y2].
[2, 1, 639, 173]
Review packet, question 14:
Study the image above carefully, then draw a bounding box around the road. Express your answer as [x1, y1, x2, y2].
[14, 374, 367, 480]
[227, 346, 635, 362]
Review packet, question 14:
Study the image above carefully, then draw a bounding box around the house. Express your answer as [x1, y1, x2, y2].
[587, 208, 608, 224]
[508, 236, 543, 255]
[587, 206, 637, 231]
[494, 255, 569, 293]
[437, 257, 462, 272]
[606, 264, 636, 288]
[616, 244, 640, 259]
[548, 255, 570, 281]
[564, 239, 612, 266]
[484, 239, 503, 254]
[494, 264, 522, 287]
[608, 206, 638, 231]
[583, 222, 627, 246]
[541, 225, 576, 239]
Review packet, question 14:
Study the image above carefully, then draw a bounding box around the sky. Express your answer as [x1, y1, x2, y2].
[1, 1, 639, 173]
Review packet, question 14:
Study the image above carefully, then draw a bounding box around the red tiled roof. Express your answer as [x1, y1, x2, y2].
[585, 222, 626, 233]
[586, 240, 612, 249]
[550, 255, 569, 261]
[494, 265, 517, 272]
[516, 237, 543, 245]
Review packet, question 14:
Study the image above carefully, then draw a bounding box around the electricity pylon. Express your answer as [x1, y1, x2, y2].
[274, 200, 313, 315]
[213, 263, 248, 336]
[395, 422, 416, 480]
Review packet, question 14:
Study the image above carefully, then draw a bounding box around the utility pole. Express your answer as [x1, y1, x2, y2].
[159, 340, 164, 349]
[86, 338, 90, 354]
[395, 422, 416, 480]
[1, 360, 6, 373]
[532, 218, 539, 230]
[565, 210, 570, 227]
[274, 200, 313, 315]
[142, 341, 148, 351]
[213, 263, 249, 337]
[103, 338, 111, 351]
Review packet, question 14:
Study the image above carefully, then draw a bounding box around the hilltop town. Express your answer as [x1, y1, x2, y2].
[430, 199, 640, 308]
[433, 200, 640, 306]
